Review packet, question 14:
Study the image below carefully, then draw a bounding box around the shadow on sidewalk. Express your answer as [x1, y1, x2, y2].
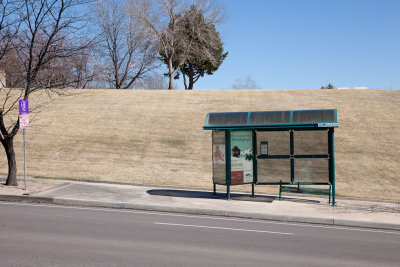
[147, 189, 276, 203]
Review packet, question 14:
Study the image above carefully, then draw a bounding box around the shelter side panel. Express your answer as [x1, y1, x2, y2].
[212, 131, 226, 185]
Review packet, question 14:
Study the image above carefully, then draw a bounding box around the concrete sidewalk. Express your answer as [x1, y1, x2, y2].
[1, 179, 399, 231]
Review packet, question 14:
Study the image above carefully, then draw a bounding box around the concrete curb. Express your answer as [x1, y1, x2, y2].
[0, 194, 55, 204]
[332, 219, 400, 232]
[1, 194, 399, 231]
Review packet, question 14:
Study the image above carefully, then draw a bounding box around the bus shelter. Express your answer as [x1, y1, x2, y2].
[203, 109, 338, 205]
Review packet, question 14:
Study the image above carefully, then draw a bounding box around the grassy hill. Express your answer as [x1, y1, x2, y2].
[2, 89, 399, 201]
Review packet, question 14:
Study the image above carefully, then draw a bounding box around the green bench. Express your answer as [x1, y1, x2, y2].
[279, 180, 332, 204]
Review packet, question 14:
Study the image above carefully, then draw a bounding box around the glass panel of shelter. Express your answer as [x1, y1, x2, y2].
[256, 130, 330, 184]
[294, 130, 328, 155]
[294, 130, 329, 184]
[256, 130, 290, 184]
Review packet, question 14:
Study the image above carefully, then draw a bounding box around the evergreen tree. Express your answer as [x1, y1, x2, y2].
[160, 5, 227, 90]
[179, 6, 227, 89]
[321, 83, 335, 89]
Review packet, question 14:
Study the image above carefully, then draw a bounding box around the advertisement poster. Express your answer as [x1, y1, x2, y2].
[213, 144, 225, 165]
[230, 131, 253, 184]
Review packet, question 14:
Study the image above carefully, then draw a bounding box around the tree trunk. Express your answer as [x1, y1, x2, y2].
[188, 64, 194, 90]
[182, 71, 188, 90]
[168, 73, 174, 90]
[168, 59, 174, 90]
[188, 78, 193, 90]
[3, 137, 18, 186]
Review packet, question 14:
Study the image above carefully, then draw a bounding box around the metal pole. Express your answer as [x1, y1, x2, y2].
[328, 128, 335, 206]
[331, 128, 335, 206]
[225, 130, 231, 200]
[290, 130, 294, 184]
[24, 128, 27, 190]
[252, 130, 257, 192]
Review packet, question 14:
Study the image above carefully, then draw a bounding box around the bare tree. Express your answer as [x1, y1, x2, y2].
[68, 43, 97, 89]
[92, 0, 158, 89]
[132, 71, 168, 89]
[129, 0, 225, 90]
[232, 76, 260, 89]
[0, 1, 20, 59]
[0, 41, 25, 88]
[0, 0, 22, 88]
[0, 0, 92, 186]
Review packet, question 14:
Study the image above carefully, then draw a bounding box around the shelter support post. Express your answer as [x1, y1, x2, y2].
[225, 130, 231, 200]
[329, 128, 336, 206]
[252, 130, 257, 197]
[290, 130, 294, 183]
[213, 183, 216, 195]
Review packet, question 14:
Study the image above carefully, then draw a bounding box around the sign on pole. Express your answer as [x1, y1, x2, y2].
[19, 100, 29, 128]
[19, 99, 29, 190]
[19, 114, 29, 128]
[19, 100, 29, 114]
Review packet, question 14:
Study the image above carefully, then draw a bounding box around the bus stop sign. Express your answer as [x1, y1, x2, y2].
[19, 100, 29, 114]
[19, 100, 29, 128]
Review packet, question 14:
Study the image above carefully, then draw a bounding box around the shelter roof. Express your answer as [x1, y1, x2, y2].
[203, 109, 338, 130]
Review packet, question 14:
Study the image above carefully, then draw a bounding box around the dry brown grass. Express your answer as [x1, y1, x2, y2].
[1, 89, 399, 201]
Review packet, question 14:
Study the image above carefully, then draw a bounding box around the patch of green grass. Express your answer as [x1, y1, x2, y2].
[129, 138, 142, 144]
[158, 138, 186, 147]
[34, 175, 101, 182]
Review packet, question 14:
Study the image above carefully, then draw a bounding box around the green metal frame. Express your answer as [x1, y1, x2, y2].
[252, 130, 257, 197]
[224, 129, 257, 200]
[225, 130, 231, 200]
[329, 128, 335, 205]
[290, 130, 294, 183]
[255, 128, 335, 205]
[279, 180, 332, 204]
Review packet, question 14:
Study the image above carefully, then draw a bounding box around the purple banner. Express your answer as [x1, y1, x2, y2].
[19, 100, 29, 115]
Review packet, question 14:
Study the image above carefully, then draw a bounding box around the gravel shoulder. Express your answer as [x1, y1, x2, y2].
[0, 178, 63, 196]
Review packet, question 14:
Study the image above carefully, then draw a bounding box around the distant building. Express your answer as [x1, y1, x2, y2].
[336, 87, 369, 90]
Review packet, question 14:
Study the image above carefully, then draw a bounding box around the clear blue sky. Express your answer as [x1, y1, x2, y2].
[187, 0, 400, 89]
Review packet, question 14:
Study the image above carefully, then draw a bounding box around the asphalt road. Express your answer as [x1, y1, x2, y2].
[0, 202, 399, 267]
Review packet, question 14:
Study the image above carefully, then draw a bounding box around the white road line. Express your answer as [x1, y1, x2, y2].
[1, 201, 399, 236]
[154, 222, 294, 235]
